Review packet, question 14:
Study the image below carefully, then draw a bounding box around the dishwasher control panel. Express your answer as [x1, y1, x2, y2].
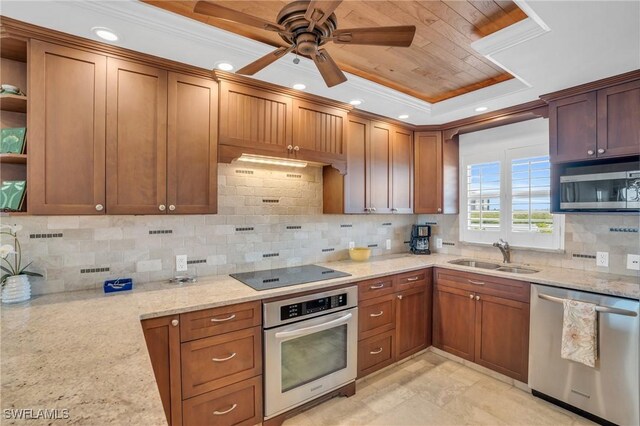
[280, 293, 347, 320]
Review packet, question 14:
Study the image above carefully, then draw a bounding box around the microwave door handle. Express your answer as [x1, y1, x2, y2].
[274, 312, 353, 340]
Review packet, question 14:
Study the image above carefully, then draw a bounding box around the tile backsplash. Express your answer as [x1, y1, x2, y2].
[2, 164, 415, 295]
[3, 162, 638, 295]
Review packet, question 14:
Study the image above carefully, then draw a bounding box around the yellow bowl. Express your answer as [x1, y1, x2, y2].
[349, 247, 371, 261]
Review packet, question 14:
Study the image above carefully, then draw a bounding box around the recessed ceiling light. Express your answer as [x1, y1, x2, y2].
[92, 27, 118, 42]
[398, 114, 409, 119]
[216, 62, 234, 71]
[293, 83, 306, 90]
[349, 99, 363, 106]
[475, 106, 488, 112]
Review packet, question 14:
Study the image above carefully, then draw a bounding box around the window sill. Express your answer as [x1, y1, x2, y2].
[459, 241, 565, 254]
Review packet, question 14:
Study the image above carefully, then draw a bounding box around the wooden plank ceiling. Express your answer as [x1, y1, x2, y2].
[143, 1, 526, 103]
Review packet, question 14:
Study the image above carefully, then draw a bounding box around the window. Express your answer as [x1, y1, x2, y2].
[459, 119, 563, 250]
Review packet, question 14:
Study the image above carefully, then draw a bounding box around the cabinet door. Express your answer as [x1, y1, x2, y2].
[474, 294, 530, 382]
[597, 80, 640, 158]
[343, 115, 369, 214]
[395, 286, 428, 360]
[29, 40, 106, 215]
[167, 73, 218, 214]
[414, 131, 442, 214]
[368, 121, 392, 213]
[292, 99, 347, 162]
[218, 81, 291, 154]
[433, 285, 476, 361]
[549, 93, 597, 163]
[142, 315, 182, 426]
[390, 126, 413, 214]
[106, 59, 167, 214]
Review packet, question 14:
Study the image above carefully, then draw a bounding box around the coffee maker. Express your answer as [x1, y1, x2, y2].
[410, 224, 431, 255]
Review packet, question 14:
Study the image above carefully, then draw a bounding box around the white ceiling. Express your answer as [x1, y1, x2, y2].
[2, 0, 639, 125]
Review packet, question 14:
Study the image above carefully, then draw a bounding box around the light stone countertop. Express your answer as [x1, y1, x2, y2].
[1, 253, 638, 425]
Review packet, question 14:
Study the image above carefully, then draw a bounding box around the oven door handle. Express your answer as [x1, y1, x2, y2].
[274, 312, 353, 340]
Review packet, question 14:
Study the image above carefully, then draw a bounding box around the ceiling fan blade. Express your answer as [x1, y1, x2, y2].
[304, 0, 342, 29]
[236, 46, 294, 75]
[332, 26, 416, 47]
[312, 49, 347, 88]
[194, 1, 285, 32]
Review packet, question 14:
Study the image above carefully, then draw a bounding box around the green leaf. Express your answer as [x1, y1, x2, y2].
[18, 260, 33, 274]
[20, 271, 43, 277]
[0, 265, 13, 275]
[1, 274, 9, 285]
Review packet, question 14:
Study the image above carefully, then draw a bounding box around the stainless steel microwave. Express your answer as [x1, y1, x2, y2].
[560, 163, 640, 211]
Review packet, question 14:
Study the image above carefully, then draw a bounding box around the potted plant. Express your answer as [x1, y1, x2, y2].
[1, 224, 42, 303]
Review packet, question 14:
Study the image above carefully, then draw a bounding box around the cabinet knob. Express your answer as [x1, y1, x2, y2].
[169, 205, 176, 211]
[587, 150, 595, 155]
[597, 148, 605, 154]
[364, 208, 370, 212]
[475, 295, 481, 301]
[437, 208, 442, 213]
[371, 207, 377, 212]
[159, 204, 166, 211]
[95, 204, 104, 211]
[171, 319, 179, 327]
[294, 145, 300, 151]
[287, 145, 293, 151]
[397, 295, 403, 300]
[469, 294, 474, 299]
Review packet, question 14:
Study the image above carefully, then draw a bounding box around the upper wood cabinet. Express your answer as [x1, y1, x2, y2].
[167, 73, 218, 214]
[106, 59, 168, 215]
[218, 81, 292, 155]
[29, 40, 107, 215]
[546, 76, 640, 163]
[292, 98, 347, 163]
[323, 115, 413, 214]
[414, 131, 458, 214]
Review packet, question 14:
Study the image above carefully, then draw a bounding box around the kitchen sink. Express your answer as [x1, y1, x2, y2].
[448, 259, 539, 274]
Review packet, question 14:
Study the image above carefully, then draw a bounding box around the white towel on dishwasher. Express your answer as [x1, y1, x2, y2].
[561, 298, 598, 367]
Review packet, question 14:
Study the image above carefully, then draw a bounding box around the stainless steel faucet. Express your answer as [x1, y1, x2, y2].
[493, 239, 511, 263]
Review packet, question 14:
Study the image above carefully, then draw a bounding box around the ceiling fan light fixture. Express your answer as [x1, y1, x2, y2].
[475, 106, 488, 112]
[349, 99, 363, 106]
[215, 62, 234, 71]
[398, 114, 409, 119]
[92, 27, 119, 42]
[293, 83, 306, 90]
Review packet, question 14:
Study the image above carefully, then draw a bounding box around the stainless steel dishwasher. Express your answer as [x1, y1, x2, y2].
[529, 284, 639, 425]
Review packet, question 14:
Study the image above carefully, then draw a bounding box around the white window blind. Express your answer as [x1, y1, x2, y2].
[511, 155, 552, 234]
[466, 162, 501, 231]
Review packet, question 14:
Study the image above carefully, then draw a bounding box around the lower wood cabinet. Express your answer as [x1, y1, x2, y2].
[356, 268, 432, 378]
[433, 268, 530, 382]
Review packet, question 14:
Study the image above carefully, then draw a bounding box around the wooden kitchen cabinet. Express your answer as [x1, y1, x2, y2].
[292, 98, 347, 163]
[548, 93, 598, 163]
[29, 40, 107, 215]
[433, 268, 530, 382]
[414, 131, 459, 214]
[395, 285, 429, 360]
[324, 114, 414, 214]
[596, 79, 640, 159]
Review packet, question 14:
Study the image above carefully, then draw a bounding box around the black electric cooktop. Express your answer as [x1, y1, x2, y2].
[230, 265, 351, 291]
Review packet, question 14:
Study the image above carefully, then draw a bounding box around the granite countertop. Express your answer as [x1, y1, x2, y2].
[1, 253, 638, 425]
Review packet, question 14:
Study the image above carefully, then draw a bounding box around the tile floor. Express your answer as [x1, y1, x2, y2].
[284, 352, 595, 426]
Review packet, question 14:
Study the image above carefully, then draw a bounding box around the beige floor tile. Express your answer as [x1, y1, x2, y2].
[368, 395, 461, 426]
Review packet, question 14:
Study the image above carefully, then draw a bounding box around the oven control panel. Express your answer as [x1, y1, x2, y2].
[280, 293, 348, 320]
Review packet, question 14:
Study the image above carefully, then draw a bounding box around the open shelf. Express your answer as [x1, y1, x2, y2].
[0, 37, 27, 62]
[0, 94, 27, 113]
[0, 153, 27, 164]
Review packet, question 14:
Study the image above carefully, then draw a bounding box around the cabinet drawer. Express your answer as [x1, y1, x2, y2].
[180, 301, 261, 342]
[396, 269, 430, 291]
[435, 268, 529, 302]
[181, 326, 262, 398]
[359, 295, 395, 340]
[358, 275, 395, 301]
[183, 376, 262, 426]
[358, 330, 395, 378]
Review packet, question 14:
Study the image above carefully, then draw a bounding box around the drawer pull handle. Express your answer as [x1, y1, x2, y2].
[370, 283, 385, 289]
[212, 352, 237, 362]
[406, 277, 420, 282]
[213, 404, 237, 415]
[370, 311, 384, 317]
[211, 314, 236, 322]
[468, 279, 485, 285]
[370, 347, 383, 355]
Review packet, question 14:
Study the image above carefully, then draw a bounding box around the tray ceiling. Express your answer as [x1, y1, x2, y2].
[142, 0, 527, 103]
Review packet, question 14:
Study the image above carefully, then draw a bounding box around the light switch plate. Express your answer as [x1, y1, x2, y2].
[385, 239, 391, 250]
[436, 238, 443, 249]
[596, 251, 609, 267]
[176, 254, 188, 272]
[627, 254, 640, 270]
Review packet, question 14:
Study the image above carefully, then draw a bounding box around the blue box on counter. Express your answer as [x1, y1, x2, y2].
[103, 278, 133, 293]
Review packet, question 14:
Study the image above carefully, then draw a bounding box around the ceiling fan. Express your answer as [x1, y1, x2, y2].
[193, 0, 417, 87]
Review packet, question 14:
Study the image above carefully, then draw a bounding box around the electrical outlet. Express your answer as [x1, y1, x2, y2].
[436, 238, 443, 249]
[348, 241, 355, 249]
[627, 254, 640, 270]
[175, 255, 188, 272]
[385, 239, 391, 250]
[596, 251, 609, 268]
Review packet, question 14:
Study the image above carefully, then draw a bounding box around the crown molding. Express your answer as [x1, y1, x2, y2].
[540, 69, 640, 102]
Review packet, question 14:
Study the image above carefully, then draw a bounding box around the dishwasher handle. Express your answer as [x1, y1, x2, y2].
[538, 293, 638, 317]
